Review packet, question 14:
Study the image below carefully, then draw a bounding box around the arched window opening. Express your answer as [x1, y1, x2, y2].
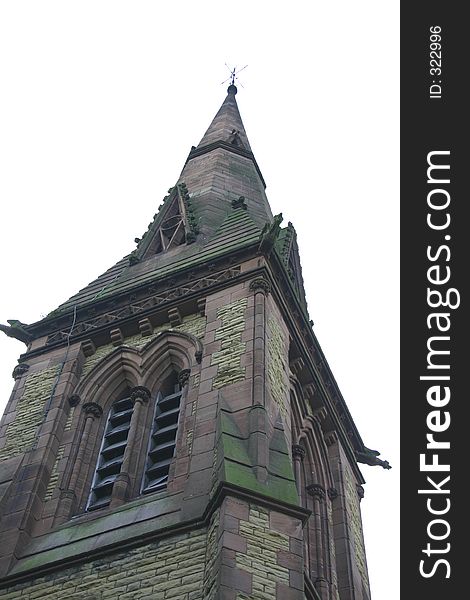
[87, 391, 134, 511]
[142, 371, 182, 493]
[75, 338, 194, 518]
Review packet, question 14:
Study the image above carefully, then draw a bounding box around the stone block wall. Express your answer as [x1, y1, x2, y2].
[204, 496, 305, 600]
[0, 265, 370, 600]
[0, 366, 59, 461]
[220, 497, 304, 600]
[1, 528, 208, 600]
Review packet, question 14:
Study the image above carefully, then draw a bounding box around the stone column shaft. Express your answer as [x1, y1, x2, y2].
[248, 278, 271, 483]
[110, 386, 150, 507]
[54, 402, 102, 526]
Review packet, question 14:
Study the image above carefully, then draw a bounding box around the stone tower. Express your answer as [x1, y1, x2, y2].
[0, 85, 388, 599]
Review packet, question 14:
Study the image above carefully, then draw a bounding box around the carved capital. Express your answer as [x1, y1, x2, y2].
[292, 444, 306, 460]
[328, 487, 338, 501]
[82, 402, 103, 418]
[249, 277, 271, 295]
[68, 394, 81, 407]
[130, 386, 151, 404]
[12, 363, 30, 380]
[306, 483, 326, 501]
[178, 369, 191, 387]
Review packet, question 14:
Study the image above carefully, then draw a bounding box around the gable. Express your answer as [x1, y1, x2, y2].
[130, 182, 199, 264]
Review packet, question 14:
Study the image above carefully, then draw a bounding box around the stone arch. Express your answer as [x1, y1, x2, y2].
[58, 330, 201, 520]
[76, 346, 142, 413]
[140, 329, 200, 393]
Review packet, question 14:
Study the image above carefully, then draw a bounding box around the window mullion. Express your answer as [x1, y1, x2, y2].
[109, 386, 151, 508]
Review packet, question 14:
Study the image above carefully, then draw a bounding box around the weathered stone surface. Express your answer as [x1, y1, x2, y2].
[2, 529, 208, 599]
[0, 85, 373, 600]
[212, 298, 247, 388]
[0, 366, 59, 461]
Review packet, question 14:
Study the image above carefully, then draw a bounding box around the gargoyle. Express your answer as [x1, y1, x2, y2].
[356, 446, 392, 470]
[0, 320, 32, 344]
[259, 213, 283, 255]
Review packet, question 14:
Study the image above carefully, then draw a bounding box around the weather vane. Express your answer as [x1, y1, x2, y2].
[221, 63, 248, 88]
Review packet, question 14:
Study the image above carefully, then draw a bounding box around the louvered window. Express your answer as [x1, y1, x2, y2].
[153, 197, 186, 255]
[87, 396, 134, 510]
[142, 380, 182, 493]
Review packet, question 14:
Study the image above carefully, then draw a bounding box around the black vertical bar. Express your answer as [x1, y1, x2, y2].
[401, 3, 466, 597]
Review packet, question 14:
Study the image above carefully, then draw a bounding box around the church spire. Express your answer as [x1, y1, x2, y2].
[177, 85, 272, 238]
[195, 84, 252, 152]
[21, 86, 274, 318]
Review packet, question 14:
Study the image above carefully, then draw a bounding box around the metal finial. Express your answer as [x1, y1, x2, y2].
[221, 64, 248, 89]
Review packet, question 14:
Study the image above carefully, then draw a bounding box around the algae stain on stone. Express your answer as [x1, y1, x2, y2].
[81, 314, 206, 378]
[0, 366, 59, 461]
[236, 505, 289, 599]
[267, 317, 288, 419]
[212, 298, 247, 389]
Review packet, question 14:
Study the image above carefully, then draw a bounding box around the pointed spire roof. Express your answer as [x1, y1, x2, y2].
[34, 86, 275, 317]
[196, 84, 252, 152]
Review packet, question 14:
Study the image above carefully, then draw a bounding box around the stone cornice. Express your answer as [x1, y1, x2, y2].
[20, 257, 254, 361]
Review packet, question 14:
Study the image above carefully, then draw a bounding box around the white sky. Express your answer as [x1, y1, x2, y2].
[0, 2, 399, 598]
